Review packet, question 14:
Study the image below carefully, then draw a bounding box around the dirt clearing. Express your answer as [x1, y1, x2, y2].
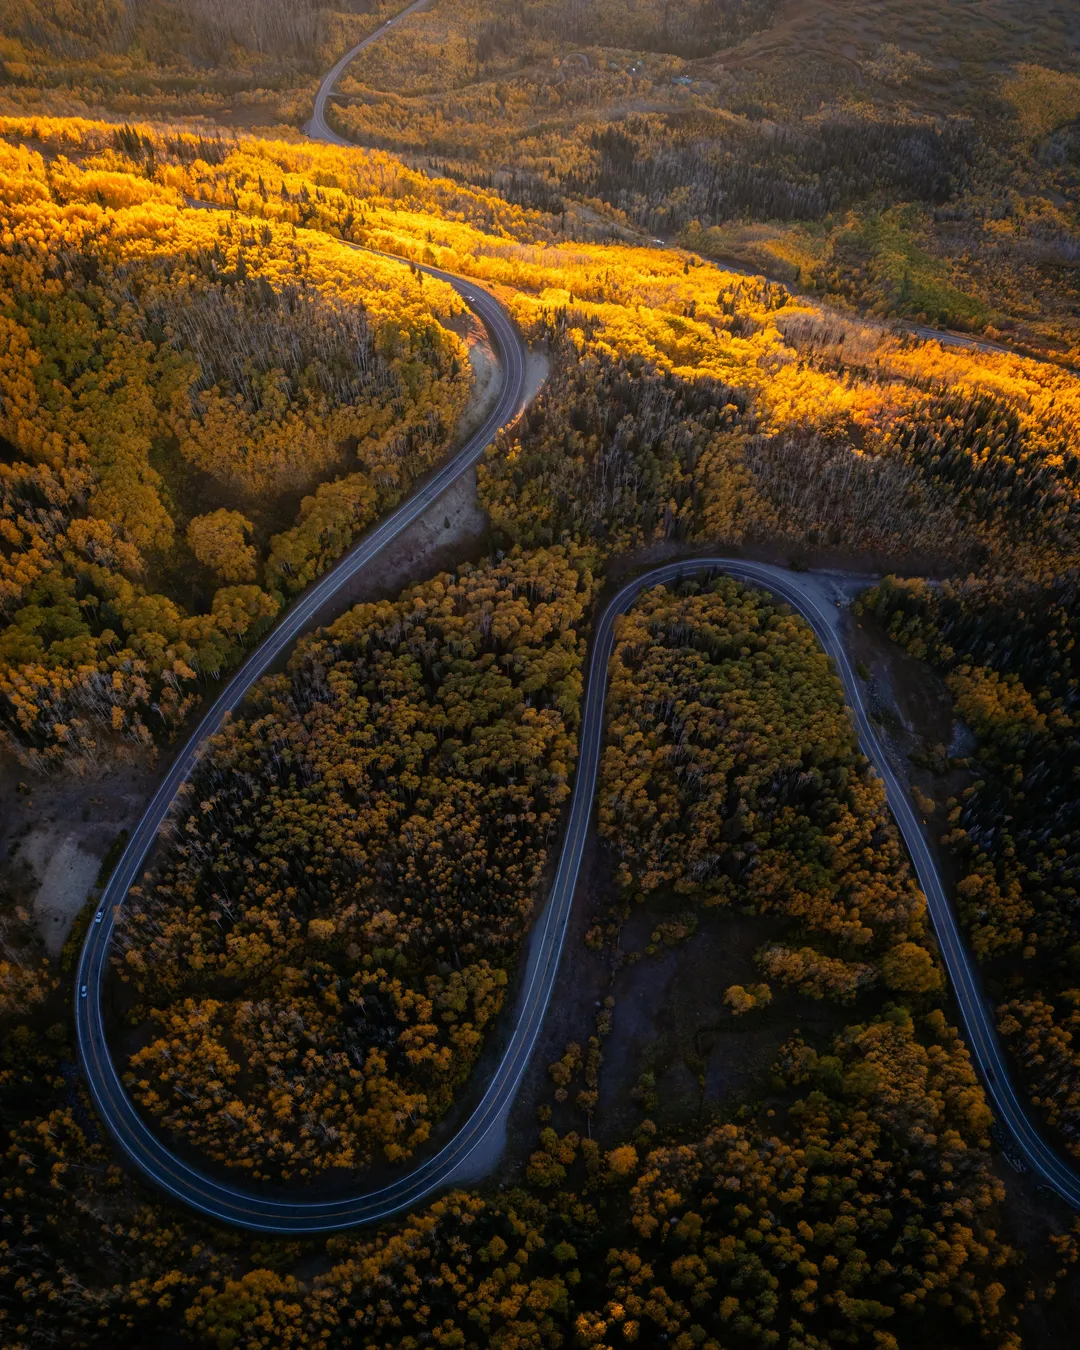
[0, 750, 159, 953]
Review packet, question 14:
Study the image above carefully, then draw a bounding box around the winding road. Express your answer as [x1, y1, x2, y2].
[308, 0, 432, 145]
[74, 259, 530, 1231]
[74, 8, 1080, 1230]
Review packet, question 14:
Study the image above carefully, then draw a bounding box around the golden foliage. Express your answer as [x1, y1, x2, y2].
[0, 132, 468, 763]
[116, 547, 595, 1178]
[185, 510, 257, 583]
[599, 579, 926, 952]
[1003, 64, 1080, 140]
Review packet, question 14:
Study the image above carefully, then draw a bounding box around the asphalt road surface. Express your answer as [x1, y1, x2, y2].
[308, 0, 432, 144]
[74, 10, 1080, 1229]
[77, 549, 1080, 1229]
[74, 255, 531, 1231]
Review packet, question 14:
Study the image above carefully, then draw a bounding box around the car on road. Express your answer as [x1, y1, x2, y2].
[80, 984, 87, 998]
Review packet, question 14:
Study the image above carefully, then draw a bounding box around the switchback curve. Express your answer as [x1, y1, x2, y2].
[308, 0, 432, 145]
[73, 8, 1080, 1227]
[78, 544, 1080, 1228]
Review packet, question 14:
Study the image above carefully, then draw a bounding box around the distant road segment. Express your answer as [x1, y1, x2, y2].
[309, 0, 432, 144]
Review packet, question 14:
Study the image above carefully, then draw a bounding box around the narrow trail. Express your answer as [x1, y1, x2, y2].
[75, 5, 1080, 1231]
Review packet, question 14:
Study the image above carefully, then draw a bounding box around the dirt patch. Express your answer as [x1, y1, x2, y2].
[447, 317, 550, 446]
[850, 611, 954, 747]
[25, 836, 101, 957]
[0, 748, 159, 953]
[309, 461, 493, 623]
[446, 308, 500, 443]
[498, 822, 847, 1177]
[846, 608, 975, 841]
[303, 334, 549, 627]
[521, 344, 550, 409]
[595, 901, 845, 1148]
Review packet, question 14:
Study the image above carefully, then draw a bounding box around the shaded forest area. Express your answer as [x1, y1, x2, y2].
[115, 548, 593, 1179]
[574, 112, 972, 231]
[479, 317, 1080, 578]
[0, 0, 413, 127]
[0, 0, 390, 67]
[7, 576, 1079, 1348]
[863, 573, 1080, 1171]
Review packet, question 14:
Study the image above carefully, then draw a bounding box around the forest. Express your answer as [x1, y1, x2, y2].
[3, 0, 1080, 1345]
[316, 0, 1080, 364]
[861, 573, 1080, 1169]
[6, 112, 1080, 768]
[4, 576, 1060, 1350]
[5, 0, 1079, 371]
[0, 135, 467, 766]
[114, 547, 593, 1178]
[0, 0, 404, 121]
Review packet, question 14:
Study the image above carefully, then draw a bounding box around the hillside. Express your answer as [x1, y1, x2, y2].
[3, 6, 1080, 1349]
[0, 132, 468, 765]
[324, 0, 1080, 362]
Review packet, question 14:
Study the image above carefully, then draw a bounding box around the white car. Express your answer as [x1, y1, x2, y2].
[80, 985, 88, 998]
